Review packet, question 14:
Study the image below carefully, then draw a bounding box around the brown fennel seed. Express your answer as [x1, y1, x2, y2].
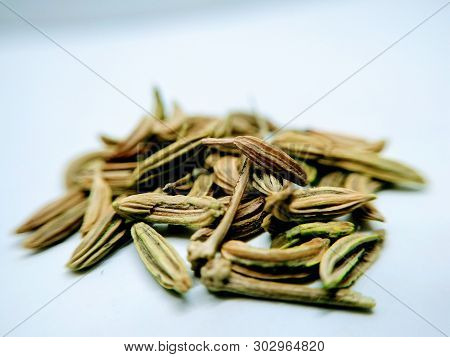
[271, 221, 355, 249]
[221, 238, 329, 269]
[23, 199, 88, 249]
[16, 189, 85, 233]
[202, 136, 308, 186]
[265, 187, 376, 222]
[201, 258, 375, 310]
[113, 193, 226, 229]
[80, 166, 113, 236]
[131, 222, 192, 294]
[319, 230, 385, 289]
[67, 207, 128, 271]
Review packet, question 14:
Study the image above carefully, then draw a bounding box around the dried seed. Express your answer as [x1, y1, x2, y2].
[212, 112, 277, 138]
[113, 192, 226, 228]
[201, 258, 375, 310]
[271, 221, 355, 249]
[305, 129, 386, 153]
[271, 131, 330, 160]
[227, 197, 266, 240]
[71, 168, 134, 194]
[336, 237, 384, 288]
[318, 171, 347, 187]
[108, 88, 167, 158]
[103, 162, 138, 171]
[177, 116, 219, 139]
[65, 151, 110, 189]
[80, 167, 112, 236]
[202, 136, 308, 186]
[344, 173, 385, 222]
[131, 222, 191, 294]
[23, 199, 87, 249]
[273, 131, 425, 186]
[163, 168, 210, 195]
[234, 136, 308, 186]
[133, 134, 206, 186]
[16, 189, 85, 233]
[67, 207, 128, 271]
[221, 238, 329, 269]
[319, 230, 385, 289]
[111, 117, 155, 159]
[317, 154, 425, 187]
[265, 187, 376, 222]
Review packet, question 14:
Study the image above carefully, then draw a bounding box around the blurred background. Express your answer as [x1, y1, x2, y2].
[0, 0, 449, 336]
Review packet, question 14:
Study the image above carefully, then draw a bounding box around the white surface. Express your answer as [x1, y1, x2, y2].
[0, 0, 449, 337]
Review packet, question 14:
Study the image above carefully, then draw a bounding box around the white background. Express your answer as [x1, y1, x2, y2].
[0, 0, 449, 337]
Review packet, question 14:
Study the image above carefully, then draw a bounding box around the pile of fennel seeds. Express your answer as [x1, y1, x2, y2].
[15, 89, 425, 311]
